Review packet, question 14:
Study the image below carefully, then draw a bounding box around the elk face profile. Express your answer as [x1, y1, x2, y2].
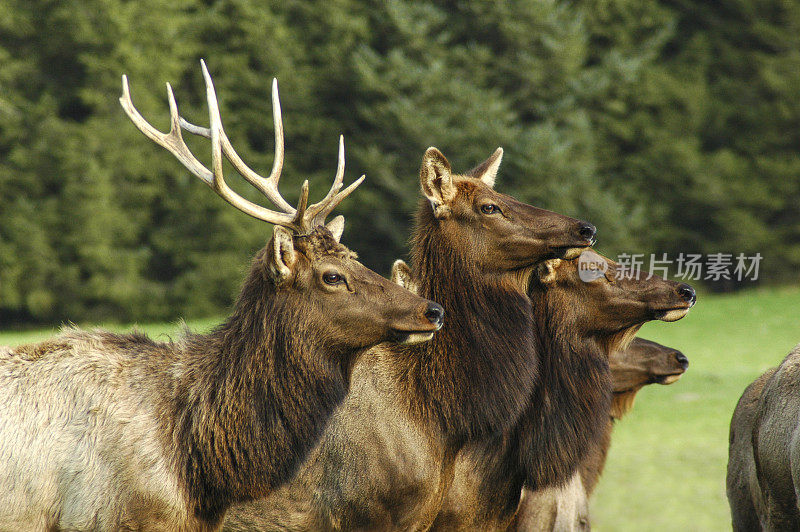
[611, 338, 690, 396]
[418, 147, 596, 274]
[540, 249, 697, 334]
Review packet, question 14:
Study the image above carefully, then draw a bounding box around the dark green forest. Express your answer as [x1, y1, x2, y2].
[1, 0, 798, 324]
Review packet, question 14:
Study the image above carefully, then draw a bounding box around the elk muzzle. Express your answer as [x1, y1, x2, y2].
[550, 220, 597, 260]
[655, 282, 696, 322]
[389, 301, 445, 344]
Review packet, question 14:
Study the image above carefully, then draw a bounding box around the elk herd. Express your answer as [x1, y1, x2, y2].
[0, 60, 717, 531]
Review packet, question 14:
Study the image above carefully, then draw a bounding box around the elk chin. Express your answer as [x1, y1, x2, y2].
[385, 329, 437, 345]
[656, 308, 691, 322]
[657, 373, 684, 385]
[400, 331, 436, 344]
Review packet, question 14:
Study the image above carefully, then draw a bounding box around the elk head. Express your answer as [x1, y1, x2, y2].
[533, 249, 696, 343]
[120, 61, 444, 351]
[612, 337, 689, 390]
[609, 337, 689, 418]
[265, 226, 444, 348]
[417, 147, 596, 273]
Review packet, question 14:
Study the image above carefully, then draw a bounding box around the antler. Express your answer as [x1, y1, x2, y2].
[119, 59, 364, 235]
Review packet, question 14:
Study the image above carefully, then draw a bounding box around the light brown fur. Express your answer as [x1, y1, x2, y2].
[0, 227, 441, 530]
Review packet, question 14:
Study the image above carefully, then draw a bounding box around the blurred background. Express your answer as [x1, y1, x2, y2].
[2, 2, 799, 529]
[1, 0, 799, 326]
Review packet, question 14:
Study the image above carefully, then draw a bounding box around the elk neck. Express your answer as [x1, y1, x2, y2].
[162, 265, 348, 524]
[392, 211, 539, 441]
[510, 292, 613, 491]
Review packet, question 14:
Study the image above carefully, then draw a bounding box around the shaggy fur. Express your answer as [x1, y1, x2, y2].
[512, 337, 689, 531]
[223, 147, 594, 530]
[0, 227, 439, 530]
[431, 252, 695, 531]
[391, 203, 538, 440]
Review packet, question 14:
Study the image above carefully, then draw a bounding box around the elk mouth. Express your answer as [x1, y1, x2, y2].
[649, 371, 686, 385]
[550, 242, 594, 260]
[388, 318, 443, 344]
[656, 373, 685, 385]
[400, 331, 436, 344]
[654, 303, 694, 322]
[389, 329, 437, 344]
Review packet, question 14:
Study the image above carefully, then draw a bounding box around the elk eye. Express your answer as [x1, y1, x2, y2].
[480, 204, 501, 215]
[322, 272, 344, 285]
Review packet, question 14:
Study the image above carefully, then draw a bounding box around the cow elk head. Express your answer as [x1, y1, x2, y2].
[418, 147, 597, 273]
[610, 337, 689, 418]
[534, 249, 696, 340]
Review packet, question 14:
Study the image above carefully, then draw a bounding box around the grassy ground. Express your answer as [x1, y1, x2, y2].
[1, 286, 798, 530]
[592, 285, 800, 531]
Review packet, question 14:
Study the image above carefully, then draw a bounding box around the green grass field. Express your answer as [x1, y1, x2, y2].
[1, 286, 798, 530]
[592, 286, 800, 531]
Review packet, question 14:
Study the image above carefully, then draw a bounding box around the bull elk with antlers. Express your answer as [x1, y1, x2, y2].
[0, 61, 444, 531]
[224, 146, 597, 529]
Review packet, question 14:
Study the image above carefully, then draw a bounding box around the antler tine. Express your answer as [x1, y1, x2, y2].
[120, 64, 297, 227]
[178, 76, 293, 213]
[311, 174, 366, 227]
[305, 135, 345, 223]
[304, 135, 366, 227]
[292, 180, 311, 229]
[269, 78, 285, 187]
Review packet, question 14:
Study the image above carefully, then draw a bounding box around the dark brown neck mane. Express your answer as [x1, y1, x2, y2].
[392, 205, 539, 441]
[510, 291, 612, 490]
[439, 286, 614, 527]
[164, 258, 348, 524]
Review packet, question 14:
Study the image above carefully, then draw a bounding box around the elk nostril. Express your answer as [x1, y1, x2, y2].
[675, 352, 689, 369]
[677, 283, 696, 303]
[424, 303, 445, 328]
[578, 222, 596, 243]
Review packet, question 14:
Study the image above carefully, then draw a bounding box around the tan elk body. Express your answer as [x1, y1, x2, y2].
[0, 63, 443, 530]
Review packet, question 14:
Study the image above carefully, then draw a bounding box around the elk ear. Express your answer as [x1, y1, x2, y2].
[268, 226, 297, 287]
[325, 215, 345, 243]
[420, 147, 457, 219]
[536, 259, 562, 286]
[466, 147, 503, 188]
[391, 259, 418, 294]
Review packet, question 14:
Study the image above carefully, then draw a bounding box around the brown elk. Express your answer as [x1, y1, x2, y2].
[727, 366, 776, 531]
[512, 337, 690, 531]
[728, 343, 800, 531]
[0, 62, 444, 531]
[430, 250, 696, 531]
[223, 146, 597, 529]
